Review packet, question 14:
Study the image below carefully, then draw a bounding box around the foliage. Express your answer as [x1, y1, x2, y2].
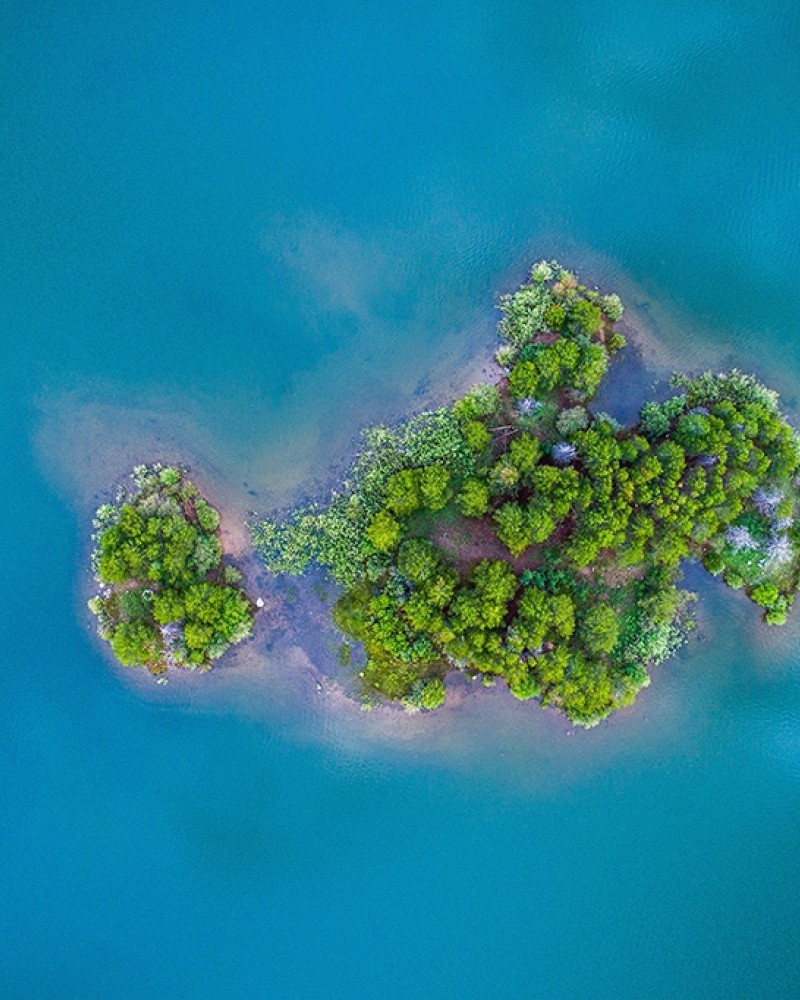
[253, 408, 474, 587]
[366, 511, 401, 552]
[456, 478, 490, 518]
[254, 262, 800, 726]
[89, 466, 253, 674]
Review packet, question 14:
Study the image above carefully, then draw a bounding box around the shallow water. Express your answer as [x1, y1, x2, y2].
[4, 1, 800, 997]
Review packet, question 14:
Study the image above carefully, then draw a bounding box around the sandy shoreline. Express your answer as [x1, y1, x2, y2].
[37, 252, 797, 767]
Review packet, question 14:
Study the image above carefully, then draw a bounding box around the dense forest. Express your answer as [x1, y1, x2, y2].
[89, 466, 254, 675]
[254, 262, 800, 725]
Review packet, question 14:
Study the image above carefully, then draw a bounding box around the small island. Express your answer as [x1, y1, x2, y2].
[254, 262, 800, 726]
[88, 465, 254, 676]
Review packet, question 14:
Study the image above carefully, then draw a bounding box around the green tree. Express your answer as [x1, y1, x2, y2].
[419, 465, 452, 511]
[456, 477, 490, 518]
[383, 470, 421, 518]
[494, 503, 533, 556]
[366, 511, 401, 552]
[111, 621, 162, 667]
[578, 604, 619, 655]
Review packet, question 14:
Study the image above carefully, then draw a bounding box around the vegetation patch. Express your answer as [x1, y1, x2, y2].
[89, 465, 254, 675]
[253, 261, 800, 725]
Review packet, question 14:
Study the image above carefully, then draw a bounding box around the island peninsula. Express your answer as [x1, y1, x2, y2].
[253, 262, 800, 725]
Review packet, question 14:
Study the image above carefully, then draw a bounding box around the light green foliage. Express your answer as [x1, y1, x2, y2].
[569, 298, 603, 335]
[254, 409, 474, 587]
[366, 511, 401, 552]
[508, 338, 608, 401]
[765, 604, 788, 625]
[601, 294, 624, 322]
[509, 433, 541, 473]
[607, 331, 627, 352]
[489, 457, 520, 495]
[407, 677, 446, 710]
[498, 279, 553, 348]
[418, 465, 452, 511]
[544, 302, 566, 331]
[256, 263, 800, 726]
[384, 469, 421, 517]
[751, 582, 779, 608]
[111, 621, 163, 668]
[152, 589, 185, 625]
[453, 383, 501, 422]
[90, 465, 253, 674]
[456, 477, 490, 518]
[556, 406, 589, 438]
[462, 420, 492, 452]
[397, 539, 441, 584]
[494, 503, 533, 556]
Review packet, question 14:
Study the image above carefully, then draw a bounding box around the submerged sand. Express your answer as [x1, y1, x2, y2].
[33, 250, 798, 781]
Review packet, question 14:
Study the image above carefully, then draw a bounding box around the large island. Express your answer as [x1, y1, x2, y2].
[254, 262, 800, 726]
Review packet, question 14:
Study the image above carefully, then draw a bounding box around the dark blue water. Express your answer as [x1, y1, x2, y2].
[4, 2, 800, 996]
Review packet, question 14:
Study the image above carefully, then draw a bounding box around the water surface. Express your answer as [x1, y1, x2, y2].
[3, 1, 800, 997]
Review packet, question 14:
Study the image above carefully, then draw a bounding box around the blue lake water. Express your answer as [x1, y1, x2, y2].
[3, 1, 800, 996]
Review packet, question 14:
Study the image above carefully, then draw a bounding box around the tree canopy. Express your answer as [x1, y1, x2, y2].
[89, 466, 254, 675]
[254, 262, 800, 725]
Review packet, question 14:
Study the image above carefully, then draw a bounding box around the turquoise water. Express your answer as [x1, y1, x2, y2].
[4, 1, 800, 996]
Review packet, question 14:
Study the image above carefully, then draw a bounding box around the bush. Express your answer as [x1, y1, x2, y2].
[111, 621, 162, 667]
[418, 465, 452, 511]
[702, 550, 724, 575]
[415, 678, 446, 710]
[195, 499, 220, 533]
[570, 299, 603, 335]
[602, 294, 624, 322]
[751, 582, 779, 608]
[556, 406, 589, 437]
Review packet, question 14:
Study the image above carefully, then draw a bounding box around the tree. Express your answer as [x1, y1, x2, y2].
[494, 503, 533, 556]
[418, 465, 452, 511]
[456, 478, 490, 518]
[462, 420, 492, 452]
[416, 678, 446, 709]
[578, 604, 619, 655]
[383, 470, 421, 518]
[398, 538, 441, 583]
[195, 499, 220, 533]
[366, 511, 401, 552]
[751, 582, 779, 608]
[509, 433, 542, 473]
[570, 298, 603, 335]
[111, 621, 162, 667]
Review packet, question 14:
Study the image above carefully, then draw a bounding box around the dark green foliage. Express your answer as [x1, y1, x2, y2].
[90, 466, 253, 674]
[578, 604, 620, 655]
[255, 263, 800, 725]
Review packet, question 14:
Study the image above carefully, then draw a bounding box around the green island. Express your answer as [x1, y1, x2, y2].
[88, 465, 254, 676]
[253, 261, 800, 726]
